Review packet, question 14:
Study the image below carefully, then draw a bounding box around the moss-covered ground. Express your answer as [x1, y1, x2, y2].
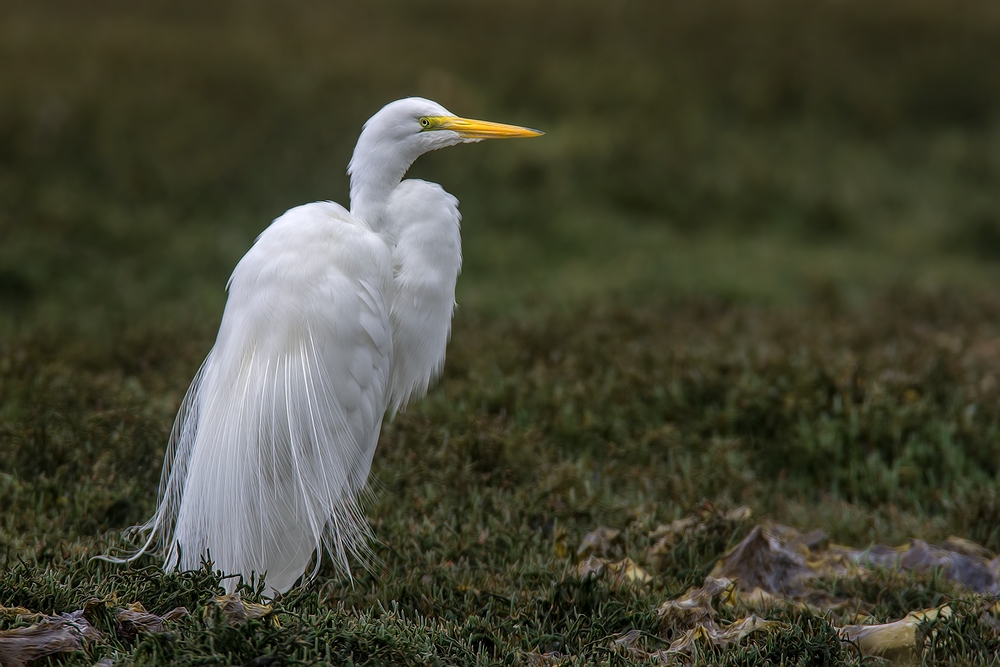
[3, 1, 1000, 664]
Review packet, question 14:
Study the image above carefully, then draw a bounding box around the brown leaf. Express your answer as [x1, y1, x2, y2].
[709, 521, 1000, 604]
[577, 556, 652, 586]
[0, 610, 102, 667]
[654, 577, 782, 663]
[710, 524, 855, 607]
[649, 517, 699, 543]
[613, 558, 653, 585]
[862, 540, 1000, 594]
[519, 649, 570, 665]
[646, 507, 753, 571]
[658, 576, 736, 630]
[665, 614, 780, 658]
[115, 601, 189, 636]
[577, 555, 607, 580]
[576, 526, 621, 558]
[212, 595, 274, 626]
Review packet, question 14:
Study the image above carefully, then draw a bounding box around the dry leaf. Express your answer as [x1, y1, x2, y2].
[577, 526, 621, 558]
[658, 576, 737, 629]
[0, 610, 102, 667]
[861, 540, 999, 594]
[839, 606, 952, 655]
[592, 514, 999, 662]
[520, 649, 570, 665]
[609, 558, 652, 585]
[647, 507, 753, 571]
[577, 556, 652, 586]
[710, 521, 1000, 604]
[710, 524, 855, 609]
[725, 506, 753, 522]
[553, 525, 569, 559]
[655, 576, 781, 662]
[666, 614, 780, 657]
[649, 517, 698, 543]
[212, 594, 274, 626]
[577, 555, 607, 580]
[115, 601, 189, 636]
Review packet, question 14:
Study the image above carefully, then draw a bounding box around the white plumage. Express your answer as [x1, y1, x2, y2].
[109, 97, 541, 595]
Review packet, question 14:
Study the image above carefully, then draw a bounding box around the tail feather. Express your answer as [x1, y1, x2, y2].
[103, 328, 382, 595]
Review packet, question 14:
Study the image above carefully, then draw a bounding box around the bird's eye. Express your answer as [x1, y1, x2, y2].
[419, 117, 431, 129]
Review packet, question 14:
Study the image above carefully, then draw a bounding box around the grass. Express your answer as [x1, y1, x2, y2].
[3, 0, 1000, 664]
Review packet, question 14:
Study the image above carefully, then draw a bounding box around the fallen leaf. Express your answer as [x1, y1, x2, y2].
[610, 558, 652, 585]
[520, 649, 570, 665]
[576, 526, 621, 558]
[553, 525, 569, 559]
[655, 576, 782, 662]
[577, 555, 607, 580]
[648, 517, 698, 543]
[658, 576, 736, 630]
[725, 506, 753, 522]
[862, 540, 1000, 594]
[212, 595, 274, 626]
[0, 610, 102, 667]
[577, 556, 652, 586]
[665, 614, 780, 658]
[115, 601, 189, 636]
[709, 521, 1000, 604]
[646, 507, 753, 571]
[710, 524, 855, 608]
[839, 606, 952, 655]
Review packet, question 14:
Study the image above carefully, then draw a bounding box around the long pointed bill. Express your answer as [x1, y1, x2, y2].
[431, 116, 544, 139]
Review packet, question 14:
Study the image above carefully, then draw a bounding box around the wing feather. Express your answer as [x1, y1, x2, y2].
[385, 179, 463, 413]
[121, 202, 393, 595]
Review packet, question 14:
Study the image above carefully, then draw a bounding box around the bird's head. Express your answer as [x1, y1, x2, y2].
[350, 97, 542, 176]
[348, 97, 542, 225]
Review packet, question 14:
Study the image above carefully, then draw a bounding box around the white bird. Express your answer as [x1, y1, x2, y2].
[113, 98, 542, 595]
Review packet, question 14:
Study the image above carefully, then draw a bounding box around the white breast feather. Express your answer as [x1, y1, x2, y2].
[385, 179, 462, 414]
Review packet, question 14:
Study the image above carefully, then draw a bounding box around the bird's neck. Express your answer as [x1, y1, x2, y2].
[348, 136, 417, 232]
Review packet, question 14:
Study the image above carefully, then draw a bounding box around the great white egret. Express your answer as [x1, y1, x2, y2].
[113, 98, 542, 595]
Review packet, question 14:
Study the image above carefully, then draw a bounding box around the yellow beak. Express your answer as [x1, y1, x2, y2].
[430, 116, 544, 139]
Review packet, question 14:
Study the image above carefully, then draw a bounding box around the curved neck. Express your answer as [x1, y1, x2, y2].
[348, 132, 419, 232]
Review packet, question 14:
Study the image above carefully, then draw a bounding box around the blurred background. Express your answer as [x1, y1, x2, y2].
[3, 0, 1000, 335]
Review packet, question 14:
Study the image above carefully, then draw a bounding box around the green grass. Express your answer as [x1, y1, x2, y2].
[3, 0, 1000, 664]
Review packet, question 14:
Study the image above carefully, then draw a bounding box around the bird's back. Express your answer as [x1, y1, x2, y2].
[157, 202, 394, 594]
